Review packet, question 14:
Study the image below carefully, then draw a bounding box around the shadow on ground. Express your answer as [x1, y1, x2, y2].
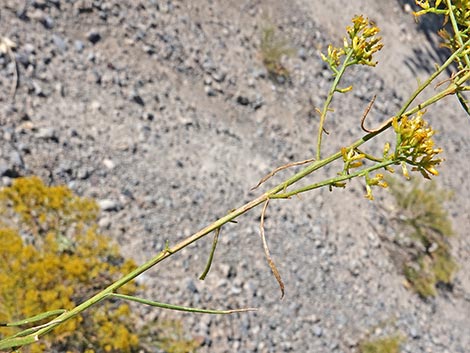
[396, 0, 455, 75]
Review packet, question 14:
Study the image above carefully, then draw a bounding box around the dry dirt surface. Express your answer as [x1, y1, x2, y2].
[1, 1, 469, 352]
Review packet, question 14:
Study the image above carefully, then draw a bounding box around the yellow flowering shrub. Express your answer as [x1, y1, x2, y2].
[0, 177, 139, 353]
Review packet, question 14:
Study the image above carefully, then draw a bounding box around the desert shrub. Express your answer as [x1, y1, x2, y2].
[359, 335, 404, 353]
[387, 178, 458, 297]
[0, 177, 139, 353]
[259, 25, 293, 83]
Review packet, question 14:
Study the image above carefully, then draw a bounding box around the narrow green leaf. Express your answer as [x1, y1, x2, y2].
[0, 335, 38, 350]
[199, 227, 220, 280]
[107, 293, 256, 314]
[456, 91, 470, 117]
[0, 309, 66, 327]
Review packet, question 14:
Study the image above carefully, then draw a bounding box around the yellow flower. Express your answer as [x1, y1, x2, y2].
[393, 112, 443, 179]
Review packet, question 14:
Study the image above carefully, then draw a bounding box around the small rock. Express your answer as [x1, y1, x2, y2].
[98, 199, 120, 212]
[74, 40, 84, 53]
[313, 325, 323, 337]
[103, 158, 115, 170]
[87, 30, 101, 44]
[211, 71, 226, 83]
[236, 95, 250, 106]
[204, 86, 216, 96]
[2, 176, 13, 186]
[98, 216, 111, 228]
[52, 34, 67, 52]
[36, 127, 58, 141]
[76, 167, 91, 180]
[40, 15, 54, 29]
[142, 44, 155, 55]
[410, 327, 420, 339]
[90, 100, 101, 111]
[130, 90, 145, 105]
[142, 112, 154, 121]
[298, 48, 308, 60]
[250, 95, 264, 110]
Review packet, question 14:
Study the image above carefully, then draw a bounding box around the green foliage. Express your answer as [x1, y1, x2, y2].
[0, 177, 139, 353]
[259, 25, 293, 82]
[387, 178, 458, 298]
[359, 335, 404, 353]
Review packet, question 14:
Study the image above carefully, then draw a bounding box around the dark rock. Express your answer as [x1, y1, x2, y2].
[130, 91, 145, 105]
[236, 95, 250, 106]
[0, 162, 20, 178]
[87, 30, 101, 44]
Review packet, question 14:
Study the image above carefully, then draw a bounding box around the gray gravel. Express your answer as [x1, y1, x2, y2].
[1, 1, 469, 352]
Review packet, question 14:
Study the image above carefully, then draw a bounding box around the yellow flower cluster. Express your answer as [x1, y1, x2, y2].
[341, 147, 366, 173]
[321, 15, 383, 71]
[344, 15, 384, 67]
[392, 112, 443, 179]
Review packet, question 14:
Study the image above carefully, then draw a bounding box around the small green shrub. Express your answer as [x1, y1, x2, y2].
[359, 335, 404, 353]
[259, 25, 293, 83]
[387, 178, 458, 298]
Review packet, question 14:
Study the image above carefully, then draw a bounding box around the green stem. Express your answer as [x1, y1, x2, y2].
[271, 159, 395, 199]
[446, 0, 470, 68]
[317, 50, 355, 160]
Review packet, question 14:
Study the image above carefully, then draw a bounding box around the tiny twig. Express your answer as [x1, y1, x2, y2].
[434, 69, 467, 88]
[259, 199, 285, 299]
[252, 158, 315, 190]
[360, 95, 377, 132]
[199, 227, 221, 280]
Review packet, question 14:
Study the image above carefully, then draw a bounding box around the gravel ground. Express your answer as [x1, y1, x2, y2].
[1, 1, 469, 352]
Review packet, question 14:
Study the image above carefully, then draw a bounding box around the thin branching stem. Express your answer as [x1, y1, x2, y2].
[270, 159, 396, 199]
[316, 50, 355, 160]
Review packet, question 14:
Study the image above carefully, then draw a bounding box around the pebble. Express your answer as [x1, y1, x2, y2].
[98, 199, 120, 212]
[52, 34, 67, 52]
[36, 127, 58, 141]
[102, 159, 115, 169]
[74, 40, 84, 53]
[87, 29, 101, 44]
